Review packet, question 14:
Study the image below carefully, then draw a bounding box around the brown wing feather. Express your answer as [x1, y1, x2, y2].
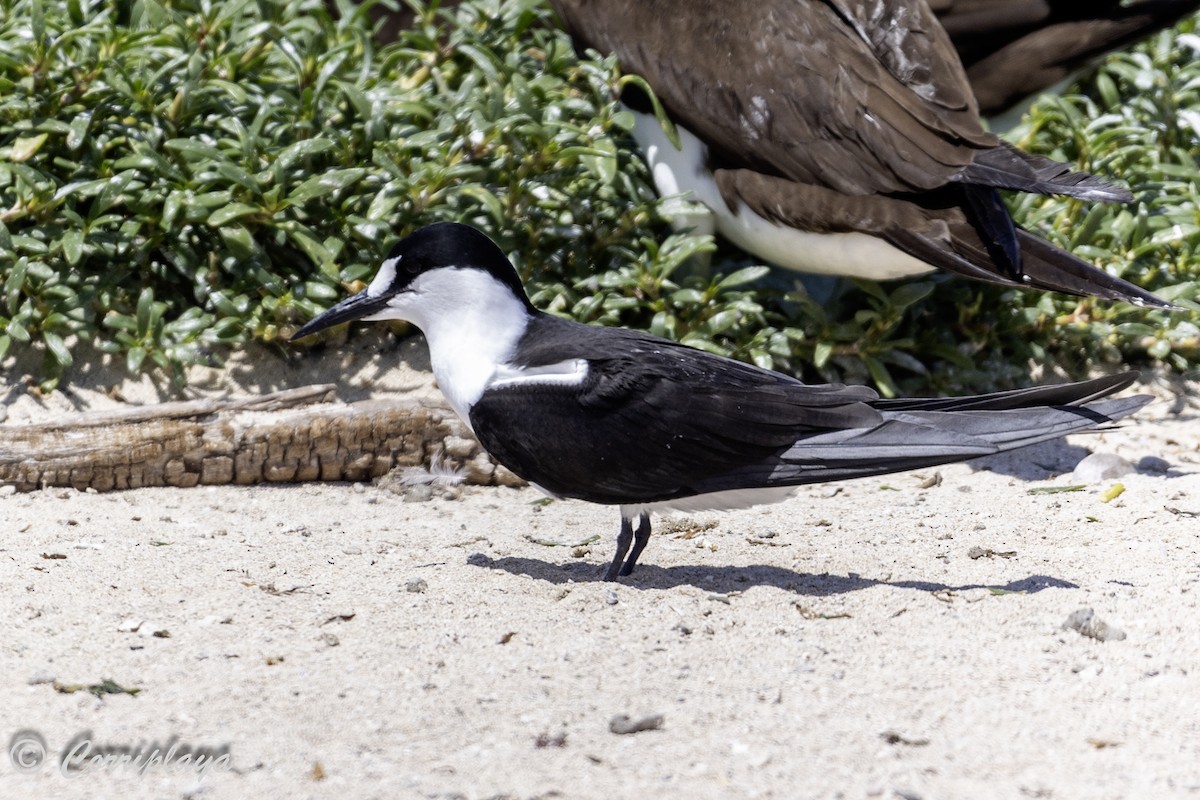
[549, 0, 997, 195]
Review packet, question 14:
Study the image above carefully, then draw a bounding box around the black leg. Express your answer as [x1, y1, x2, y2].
[604, 515, 635, 581]
[619, 513, 652, 577]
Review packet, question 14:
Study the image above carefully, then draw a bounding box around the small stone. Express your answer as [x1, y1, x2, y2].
[405, 578, 428, 594]
[0, 485, 16, 496]
[1063, 608, 1126, 642]
[27, 669, 56, 685]
[352, 482, 366, 494]
[1072, 453, 1135, 483]
[320, 632, 340, 647]
[403, 485, 433, 503]
[117, 618, 143, 633]
[605, 590, 618, 606]
[609, 714, 664, 735]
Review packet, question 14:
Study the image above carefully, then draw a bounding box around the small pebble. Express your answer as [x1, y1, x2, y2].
[138, 623, 169, 639]
[320, 632, 340, 647]
[404, 485, 434, 503]
[0, 485, 16, 496]
[406, 578, 428, 594]
[1063, 608, 1126, 642]
[27, 669, 56, 685]
[605, 590, 618, 606]
[352, 482, 366, 494]
[117, 618, 144, 633]
[609, 714, 663, 735]
[1072, 453, 1134, 483]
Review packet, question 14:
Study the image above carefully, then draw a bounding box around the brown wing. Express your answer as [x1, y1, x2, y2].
[549, 0, 997, 196]
[934, 0, 1200, 114]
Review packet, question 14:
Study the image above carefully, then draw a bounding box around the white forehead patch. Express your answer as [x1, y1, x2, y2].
[367, 256, 400, 297]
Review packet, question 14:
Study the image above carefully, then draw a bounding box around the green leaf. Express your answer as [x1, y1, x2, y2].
[813, 341, 833, 369]
[9, 134, 48, 162]
[717, 266, 770, 290]
[887, 282, 935, 310]
[127, 346, 147, 374]
[862, 355, 897, 398]
[43, 331, 73, 367]
[208, 203, 261, 226]
[274, 138, 336, 173]
[7, 318, 31, 343]
[61, 230, 84, 265]
[287, 168, 367, 204]
[136, 288, 154, 337]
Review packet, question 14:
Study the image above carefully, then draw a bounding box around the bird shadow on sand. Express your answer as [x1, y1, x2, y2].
[967, 439, 1094, 481]
[467, 554, 1077, 595]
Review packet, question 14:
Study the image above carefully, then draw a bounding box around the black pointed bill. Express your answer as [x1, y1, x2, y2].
[290, 289, 391, 341]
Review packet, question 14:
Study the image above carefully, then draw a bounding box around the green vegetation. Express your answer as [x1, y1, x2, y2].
[1, 0, 1197, 393]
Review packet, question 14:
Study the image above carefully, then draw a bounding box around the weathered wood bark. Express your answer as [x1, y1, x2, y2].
[0, 386, 523, 493]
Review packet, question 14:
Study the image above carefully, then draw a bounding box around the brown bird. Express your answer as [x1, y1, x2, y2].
[548, 0, 1173, 308]
[932, 0, 1200, 117]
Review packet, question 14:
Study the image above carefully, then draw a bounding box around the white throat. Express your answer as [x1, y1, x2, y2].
[367, 268, 532, 428]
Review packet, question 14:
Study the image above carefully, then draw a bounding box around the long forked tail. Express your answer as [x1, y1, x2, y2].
[750, 375, 1151, 487]
[872, 372, 1137, 412]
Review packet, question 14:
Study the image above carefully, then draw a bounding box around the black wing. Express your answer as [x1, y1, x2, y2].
[469, 315, 880, 505]
[470, 315, 1149, 506]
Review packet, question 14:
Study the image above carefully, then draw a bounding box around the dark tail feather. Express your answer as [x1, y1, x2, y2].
[878, 396, 1151, 450]
[873, 372, 1139, 412]
[699, 391, 1151, 491]
[1015, 229, 1176, 308]
[961, 185, 1023, 278]
[958, 142, 1133, 203]
[887, 223, 1174, 308]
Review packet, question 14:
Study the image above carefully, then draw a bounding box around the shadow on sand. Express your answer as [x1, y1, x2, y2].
[467, 554, 1078, 595]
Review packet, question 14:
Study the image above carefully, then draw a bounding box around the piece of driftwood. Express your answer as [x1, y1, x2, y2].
[0, 385, 523, 493]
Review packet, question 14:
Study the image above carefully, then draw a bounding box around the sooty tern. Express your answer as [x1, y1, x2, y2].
[547, 0, 1174, 308]
[292, 222, 1151, 581]
[933, 0, 1200, 117]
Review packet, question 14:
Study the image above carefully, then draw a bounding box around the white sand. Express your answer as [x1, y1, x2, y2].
[2, 339, 1199, 799]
